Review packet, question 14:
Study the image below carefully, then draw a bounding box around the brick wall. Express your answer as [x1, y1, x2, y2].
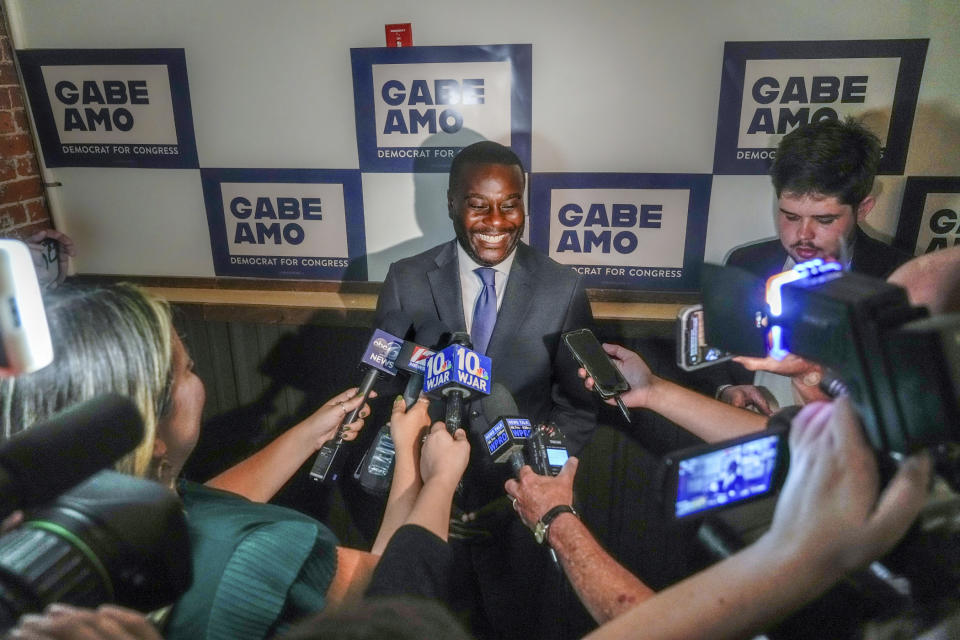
[0, 5, 51, 240]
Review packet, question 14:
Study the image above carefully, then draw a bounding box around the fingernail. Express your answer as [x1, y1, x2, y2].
[394, 395, 403, 406]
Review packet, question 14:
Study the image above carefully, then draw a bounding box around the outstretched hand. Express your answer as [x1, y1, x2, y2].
[579, 343, 654, 409]
[309, 387, 374, 447]
[765, 397, 930, 576]
[420, 420, 470, 487]
[504, 457, 579, 531]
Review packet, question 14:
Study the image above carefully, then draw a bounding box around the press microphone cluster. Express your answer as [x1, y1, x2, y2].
[423, 331, 491, 434]
[355, 320, 451, 495]
[310, 311, 412, 484]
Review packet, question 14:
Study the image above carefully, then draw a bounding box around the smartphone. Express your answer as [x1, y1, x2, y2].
[562, 328, 629, 398]
[661, 426, 788, 520]
[0, 239, 53, 374]
[676, 304, 733, 371]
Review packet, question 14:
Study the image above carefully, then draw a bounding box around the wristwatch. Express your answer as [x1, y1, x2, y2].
[533, 504, 579, 545]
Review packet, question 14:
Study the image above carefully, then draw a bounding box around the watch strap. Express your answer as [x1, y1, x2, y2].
[533, 504, 578, 545]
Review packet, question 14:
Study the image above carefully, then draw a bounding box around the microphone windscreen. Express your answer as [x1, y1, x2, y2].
[482, 382, 519, 421]
[414, 319, 450, 350]
[0, 393, 145, 512]
[378, 310, 415, 342]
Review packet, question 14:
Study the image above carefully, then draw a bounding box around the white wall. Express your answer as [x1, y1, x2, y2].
[6, 0, 959, 279]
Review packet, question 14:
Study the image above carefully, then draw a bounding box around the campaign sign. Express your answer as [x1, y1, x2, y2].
[362, 329, 403, 375]
[17, 49, 198, 168]
[423, 344, 492, 395]
[894, 177, 960, 256]
[201, 168, 367, 280]
[351, 45, 531, 173]
[529, 173, 711, 291]
[713, 40, 928, 175]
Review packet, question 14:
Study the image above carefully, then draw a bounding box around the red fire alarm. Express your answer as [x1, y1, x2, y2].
[385, 23, 413, 47]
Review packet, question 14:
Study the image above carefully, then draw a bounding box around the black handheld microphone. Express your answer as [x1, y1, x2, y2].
[480, 383, 570, 477]
[310, 311, 412, 485]
[423, 331, 492, 435]
[355, 320, 451, 495]
[481, 382, 533, 476]
[396, 319, 450, 411]
[0, 393, 145, 519]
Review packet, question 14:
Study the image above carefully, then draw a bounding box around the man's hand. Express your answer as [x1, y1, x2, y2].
[420, 420, 470, 487]
[579, 343, 655, 409]
[504, 457, 578, 530]
[717, 384, 776, 416]
[733, 353, 816, 377]
[764, 397, 930, 576]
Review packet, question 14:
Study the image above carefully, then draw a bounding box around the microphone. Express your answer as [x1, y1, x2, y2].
[309, 312, 412, 484]
[423, 331, 491, 434]
[481, 382, 533, 476]
[395, 319, 450, 411]
[354, 320, 451, 496]
[0, 393, 145, 519]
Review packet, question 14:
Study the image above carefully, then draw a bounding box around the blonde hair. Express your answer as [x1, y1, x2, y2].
[1, 283, 173, 478]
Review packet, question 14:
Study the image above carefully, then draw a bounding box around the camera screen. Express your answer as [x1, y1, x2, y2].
[546, 447, 569, 467]
[675, 434, 781, 518]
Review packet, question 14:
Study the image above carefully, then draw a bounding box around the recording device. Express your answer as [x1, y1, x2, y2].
[423, 331, 491, 435]
[675, 304, 733, 371]
[0, 393, 145, 519]
[481, 383, 569, 477]
[354, 320, 450, 495]
[0, 239, 53, 374]
[310, 312, 411, 484]
[0, 470, 192, 630]
[674, 259, 960, 519]
[701, 259, 960, 457]
[562, 328, 631, 422]
[662, 424, 789, 520]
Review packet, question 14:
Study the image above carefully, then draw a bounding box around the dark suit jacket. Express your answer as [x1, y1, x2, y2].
[713, 226, 912, 388]
[725, 226, 912, 281]
[376, 240, 597, 510]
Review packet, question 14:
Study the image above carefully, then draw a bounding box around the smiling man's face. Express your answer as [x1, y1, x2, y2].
[448, 162, 525, 266]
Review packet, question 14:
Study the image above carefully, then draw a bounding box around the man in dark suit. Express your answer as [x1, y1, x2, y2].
[374, 141, 597, 638]
[714, 119, 912, 410]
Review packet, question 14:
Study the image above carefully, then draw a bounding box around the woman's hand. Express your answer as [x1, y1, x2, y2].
[307, 388, 374, 448]
[579, 343, 656, 409]
[420, 421, 470, 488]
[389, 394, 432, 459]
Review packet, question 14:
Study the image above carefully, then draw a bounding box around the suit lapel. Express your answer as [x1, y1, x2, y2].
[487, 244, 534, 357]
[427, 241, 467, 332]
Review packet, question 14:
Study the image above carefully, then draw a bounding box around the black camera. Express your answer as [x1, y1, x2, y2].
[0, 470, 192, 631]
[665, 260, 960, 634]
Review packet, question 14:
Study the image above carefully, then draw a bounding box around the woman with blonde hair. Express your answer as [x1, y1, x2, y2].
[1, 283, 429, 640]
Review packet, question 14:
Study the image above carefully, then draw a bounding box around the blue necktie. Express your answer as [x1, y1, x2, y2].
[471, 267, 497, 354]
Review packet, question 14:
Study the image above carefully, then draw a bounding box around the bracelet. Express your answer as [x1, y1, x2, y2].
[533, 504, 579, 545]
[715, 384, 733, 400]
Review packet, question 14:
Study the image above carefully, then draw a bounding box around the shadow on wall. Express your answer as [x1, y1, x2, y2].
[346, 129, 486, 282]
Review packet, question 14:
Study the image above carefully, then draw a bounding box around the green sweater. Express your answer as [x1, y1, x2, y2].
[164, 481, 339, 640]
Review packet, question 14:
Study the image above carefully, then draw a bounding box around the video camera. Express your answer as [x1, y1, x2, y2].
[664, 259, 959, 521]
[661, 259, 960, 632]
[0, 470, 192, 630]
